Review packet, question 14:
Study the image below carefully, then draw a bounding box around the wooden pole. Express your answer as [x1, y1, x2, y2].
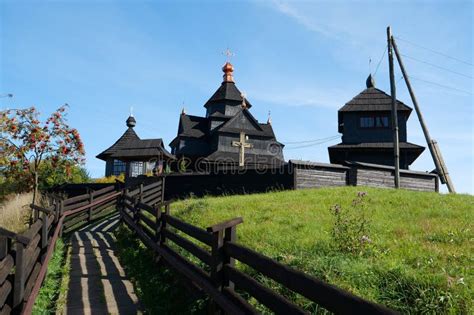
[391, 37, 456, 193]
[387, 26, 400, 188]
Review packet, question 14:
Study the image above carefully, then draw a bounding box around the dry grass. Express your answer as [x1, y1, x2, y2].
[0, 192, 33, 233]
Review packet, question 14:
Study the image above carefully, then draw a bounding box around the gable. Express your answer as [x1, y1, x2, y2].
[219, 109, 262, 132]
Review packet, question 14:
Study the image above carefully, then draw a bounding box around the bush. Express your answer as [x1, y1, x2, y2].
[330, 192, 372, 254]
[94, 173, 125, 183]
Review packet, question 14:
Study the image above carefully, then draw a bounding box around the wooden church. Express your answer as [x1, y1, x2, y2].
[169, 62, 285, 169]
[328, 75, 425, 169]
[96, 115, 175, 177]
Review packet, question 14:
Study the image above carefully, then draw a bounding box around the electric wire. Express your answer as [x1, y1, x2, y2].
[408, 75, 472, 95]
[373, 45, 387, 76]
[395, 36, 473, 66]
[401, 54, 472, 79]
[285, 136, 340, 150]
[283, 135, 340, 144]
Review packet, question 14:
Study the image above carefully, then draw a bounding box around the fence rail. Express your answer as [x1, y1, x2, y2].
[0, 184, 122, 315]
[119, 181, 397, 315]
[2, 178, 397, 314]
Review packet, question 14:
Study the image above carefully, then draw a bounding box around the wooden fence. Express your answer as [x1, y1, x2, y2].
[0, 185, 122, 315]
[119, 181, 397, 315]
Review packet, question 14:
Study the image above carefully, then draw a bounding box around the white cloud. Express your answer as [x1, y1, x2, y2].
[271, 1, 341, 39]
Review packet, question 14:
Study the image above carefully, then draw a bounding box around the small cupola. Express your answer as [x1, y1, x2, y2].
[126, 115, 136, 128]
[222, 62, 234, 83]
[366, 74, 376, 88]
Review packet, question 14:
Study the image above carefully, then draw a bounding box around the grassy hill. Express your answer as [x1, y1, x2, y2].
[172, 187, 473, 314]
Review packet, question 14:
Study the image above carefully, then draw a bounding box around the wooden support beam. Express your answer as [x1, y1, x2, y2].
[391, 36, 456, 193]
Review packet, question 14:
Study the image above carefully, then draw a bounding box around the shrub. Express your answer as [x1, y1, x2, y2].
[94, 173, 125, 183]
[330, 192, 372, 255]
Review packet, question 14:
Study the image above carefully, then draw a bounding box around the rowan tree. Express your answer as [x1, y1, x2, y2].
[0, 104, 85, 204]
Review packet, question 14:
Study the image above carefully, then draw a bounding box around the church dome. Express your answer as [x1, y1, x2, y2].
[366, 74, 376, 88]
[126, 115, 136, 128]
[222, 62, 234, 83]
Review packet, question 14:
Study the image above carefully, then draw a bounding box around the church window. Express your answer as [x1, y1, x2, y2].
[375, 116, 389, 128]
[130, 161, 144, 177]
[112, 159, 126, 176]
[360, 117, 374, 128]
[360, 116, 389, 128]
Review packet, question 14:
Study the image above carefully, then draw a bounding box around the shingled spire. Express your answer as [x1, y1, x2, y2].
[204, 62, 252, 110]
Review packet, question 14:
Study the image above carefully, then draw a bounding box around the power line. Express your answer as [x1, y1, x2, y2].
[395, 36, 473, 66]
[283, 135, 340, 144]
[401, 54, 472, 79]
[285, 136, 340, 150]
[409, 75, 472, 95]
[373, 45, 387, 76]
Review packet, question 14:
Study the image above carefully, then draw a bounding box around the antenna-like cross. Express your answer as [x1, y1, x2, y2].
[130, 106, 134, 117]
[223, 48, 235, 62]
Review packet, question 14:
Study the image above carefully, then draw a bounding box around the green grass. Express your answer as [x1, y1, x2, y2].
[32, 238, 68, 314]
[170, 187, 473, 314]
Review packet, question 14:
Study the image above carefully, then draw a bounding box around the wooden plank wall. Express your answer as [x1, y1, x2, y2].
[293, 163, 349, 189]
[291, 160, 438, 192]
[351, 168, 438, 192]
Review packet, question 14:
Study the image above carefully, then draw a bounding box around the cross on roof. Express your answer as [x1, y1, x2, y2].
[223, 48, 235, 62]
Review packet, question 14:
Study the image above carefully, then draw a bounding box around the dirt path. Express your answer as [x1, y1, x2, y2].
[64, 214, 141, 314]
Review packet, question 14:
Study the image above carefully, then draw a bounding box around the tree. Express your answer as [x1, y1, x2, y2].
[0, 105, 85, 204]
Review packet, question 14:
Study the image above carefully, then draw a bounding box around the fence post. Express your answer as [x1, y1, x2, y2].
[206, 217, 243, 313]
[0, 236, 8, 260]
[88, 191, 94, 222]
[139, 184, 144, 203]
[59, 200, 64, 238]
[159, 205, 170, 248]
[135, 184, 144, 225]
[223, 225, 237, 290]
[54, 201, 60, 224]
[41, 212, 48, 262]
[155, 206, 162, 243]
[13, 242, 26, 310]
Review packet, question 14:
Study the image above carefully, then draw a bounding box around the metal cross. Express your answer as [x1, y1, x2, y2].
[232, 132, 253, 167]
[223, 48, 235, 62]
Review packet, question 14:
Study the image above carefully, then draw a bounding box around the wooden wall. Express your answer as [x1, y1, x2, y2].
[291, 161, 349, 189]
[291, 160, 438, 192]
[347, 162, 438, 192]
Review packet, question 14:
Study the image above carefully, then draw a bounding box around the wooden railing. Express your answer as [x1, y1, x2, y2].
[0, 185, 122, 314]
[119, 182, 397, 315]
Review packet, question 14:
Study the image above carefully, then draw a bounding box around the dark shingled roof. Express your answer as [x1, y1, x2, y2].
[213, 109, 277, 138]
[96, 117, 175, 161]
[328, 142, 425, 150]
[339, 87, 412, 113]
[96, 127, 140, 160]
[110, 139, 175, 160]
[204, 82, 253, 108]
[177, 114, 208, 139]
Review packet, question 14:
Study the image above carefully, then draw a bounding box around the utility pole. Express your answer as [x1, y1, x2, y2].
[391, 37, 456, 193]
[387, 26, 400, 188]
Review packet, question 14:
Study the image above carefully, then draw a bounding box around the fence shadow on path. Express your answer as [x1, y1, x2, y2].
[65, 214, 141, 315]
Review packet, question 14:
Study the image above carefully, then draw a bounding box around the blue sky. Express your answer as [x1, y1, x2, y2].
[1, 0, 472, 194]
